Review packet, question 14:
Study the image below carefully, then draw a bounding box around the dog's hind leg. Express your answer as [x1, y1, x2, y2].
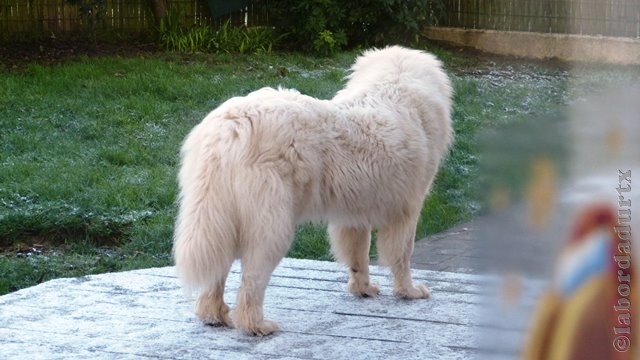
[233, 222, 293, 336]
[195, 264, 233, 327]
[232, 178, 294, 336]
[175, 207, 235, 327]
[377, 214, 430, 299]
[173, 156, 236, 327]
[328, 225, 379, 297]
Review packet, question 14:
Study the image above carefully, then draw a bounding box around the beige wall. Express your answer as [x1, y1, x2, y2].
[423, 27, 640, 65]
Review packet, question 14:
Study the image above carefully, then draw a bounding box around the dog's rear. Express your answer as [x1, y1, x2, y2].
[173, 90, 304, 335]
[174, 120, 233, 290]
[173, 117, 238, 327]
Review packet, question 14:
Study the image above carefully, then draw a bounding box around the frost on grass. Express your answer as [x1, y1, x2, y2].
[0, 191, 154, 247]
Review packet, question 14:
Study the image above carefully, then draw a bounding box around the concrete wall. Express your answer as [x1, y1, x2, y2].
[423, 27, 640, 65]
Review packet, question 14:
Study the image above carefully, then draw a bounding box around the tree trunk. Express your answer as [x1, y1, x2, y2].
[150, 0, 168, 22]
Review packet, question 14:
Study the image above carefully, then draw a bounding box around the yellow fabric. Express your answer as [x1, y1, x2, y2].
[547, 275, 606, 359]
[522, 292, 561, 360]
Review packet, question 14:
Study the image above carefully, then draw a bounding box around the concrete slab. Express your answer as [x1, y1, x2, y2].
[423, 27, 640, 65]
[0, 258, 544, 359]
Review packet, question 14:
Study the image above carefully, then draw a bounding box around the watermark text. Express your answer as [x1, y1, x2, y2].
[614, 169, 632, 352]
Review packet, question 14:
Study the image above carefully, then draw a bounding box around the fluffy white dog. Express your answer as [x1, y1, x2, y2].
[174, 46, 453, 336]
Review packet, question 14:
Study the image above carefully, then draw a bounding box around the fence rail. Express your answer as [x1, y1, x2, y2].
[441, 0, 640, 38]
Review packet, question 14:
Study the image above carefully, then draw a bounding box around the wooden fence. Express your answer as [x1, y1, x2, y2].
[2, 0, 639, 39]
[0, 0, 267, 39]
[441, 0, 640, 38]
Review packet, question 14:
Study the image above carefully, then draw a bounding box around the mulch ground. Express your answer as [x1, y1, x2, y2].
[0, 37, 573, 72]
[0, 39, 160, 69]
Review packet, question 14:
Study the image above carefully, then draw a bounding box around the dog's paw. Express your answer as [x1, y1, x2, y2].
[348, 280, 380, 298]
[394, 283, 431, 299]
[198, 311, 233, 327]
[241, 319, 280, 337]
[196, 299, 233, 327]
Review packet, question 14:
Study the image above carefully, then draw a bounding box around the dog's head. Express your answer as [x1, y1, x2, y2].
[334, 46, 454, 154]
[336, 46, 453, 104]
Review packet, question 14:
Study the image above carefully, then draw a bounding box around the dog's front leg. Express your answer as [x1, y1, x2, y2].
[377, 216, 431, 299]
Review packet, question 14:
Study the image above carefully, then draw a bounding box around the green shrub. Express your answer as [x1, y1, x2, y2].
[265, 0, 347, 55]
[346, 0, 446, 45]
[262, 0, 445, 54]
[313, 30, 347, 57]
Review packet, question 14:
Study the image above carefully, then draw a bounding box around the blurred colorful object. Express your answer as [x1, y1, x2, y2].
[523, 204, 636, 360]
[526, 156, 557, 230]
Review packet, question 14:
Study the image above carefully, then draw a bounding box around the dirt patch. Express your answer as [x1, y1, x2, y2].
[0, 38, 160, 69]
[0, 37, 576, 73]
[0, 227, 127, 254]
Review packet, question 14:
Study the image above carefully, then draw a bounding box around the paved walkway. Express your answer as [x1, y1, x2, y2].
[410, 223, 475, 273]
[0, 257, 544, 359]
[407, 208, 565, 280]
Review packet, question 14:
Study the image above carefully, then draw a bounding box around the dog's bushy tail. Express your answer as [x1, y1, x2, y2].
[173, 128, 236, 295]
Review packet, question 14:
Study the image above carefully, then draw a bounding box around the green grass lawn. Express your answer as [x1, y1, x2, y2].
[1, 44, 637, 295]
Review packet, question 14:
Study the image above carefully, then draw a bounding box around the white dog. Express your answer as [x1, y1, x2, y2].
[174, 46, 453, 336]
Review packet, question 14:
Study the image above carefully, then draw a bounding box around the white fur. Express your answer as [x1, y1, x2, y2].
[173, 46, 454, 336]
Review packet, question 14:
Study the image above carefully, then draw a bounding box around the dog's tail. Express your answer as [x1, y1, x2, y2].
[173, 126, 236, 295]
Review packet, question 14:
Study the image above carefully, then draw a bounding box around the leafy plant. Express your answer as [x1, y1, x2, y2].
[264, 0, 347, 54]
[159, 18, 276, 54]
[346, 0, 446, 45]
[313, 30, 347, 57]
[161, 26, 213, 53]
[261, 0, 446, 54]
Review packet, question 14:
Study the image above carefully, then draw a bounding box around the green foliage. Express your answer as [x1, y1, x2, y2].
[264, 0, 347, 54]
[313, 30, 348, 57]
[262, 0, 445, 54]
[347, 0, 446, 45]
[159, 18, 276, 54]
